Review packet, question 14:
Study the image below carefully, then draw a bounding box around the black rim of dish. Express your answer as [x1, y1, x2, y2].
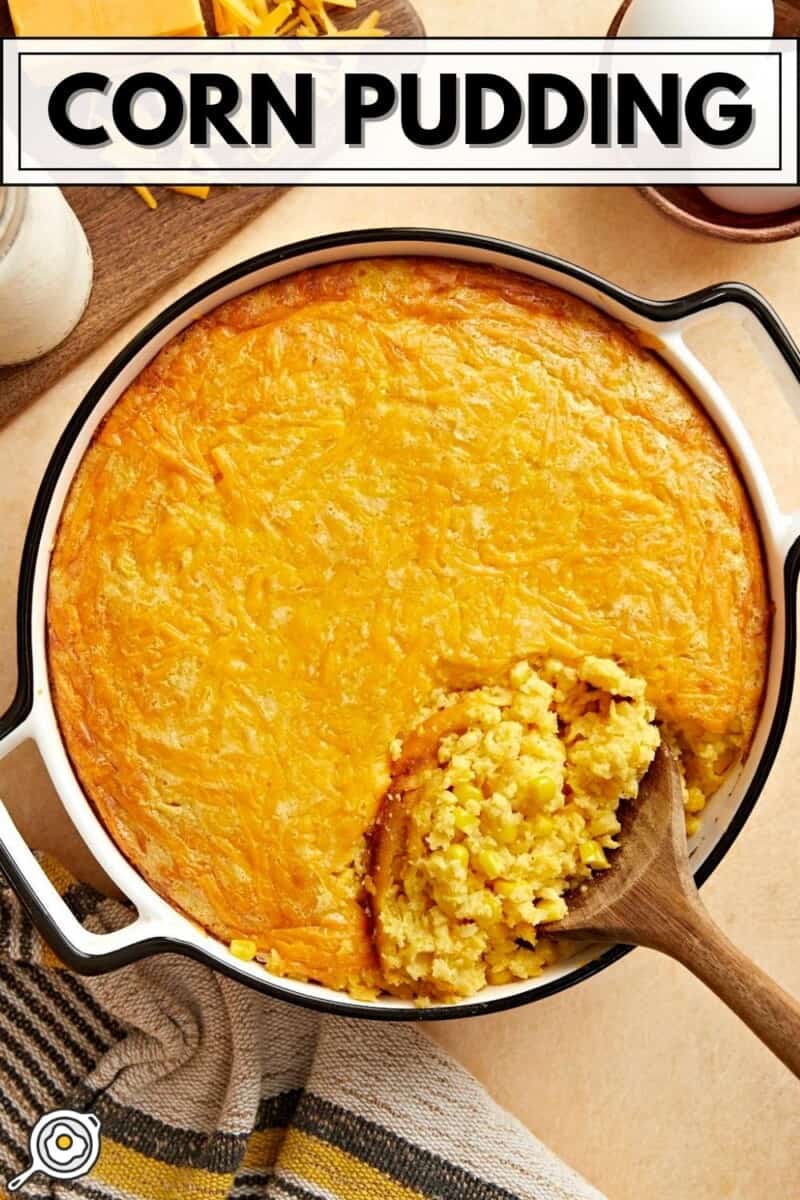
[1, 227, 799, 1021]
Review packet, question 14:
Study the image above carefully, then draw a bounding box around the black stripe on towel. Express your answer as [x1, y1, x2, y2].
[254, 1089, 303, 1132]
[69, 1085, 304, 1175]
[0, 962, 99, 1072]
[55, 970, 127, 1040]
[0, 988, 85, 1086]
[0, 1050, 54, 1113]
[62, 881, 110, 925]
[0, 1021, 77, 1099]
[0, 1116, 29, 1164]
[271, 1178, 331, 1200]
[294, 1093, 524, 1200]
[6, 961, 116, 1053]
[0, 1087, 34, 1133]
[18, 905, 34, 965]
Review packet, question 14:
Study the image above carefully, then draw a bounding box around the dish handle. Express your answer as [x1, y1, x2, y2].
[668, 280, 800, 553]
[0, 709, 171, 974]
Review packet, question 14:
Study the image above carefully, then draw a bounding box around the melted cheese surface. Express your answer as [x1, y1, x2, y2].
[47, 258, 769, 994]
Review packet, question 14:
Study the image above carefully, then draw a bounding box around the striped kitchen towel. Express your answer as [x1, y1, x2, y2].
[0, 858, 604, 1200]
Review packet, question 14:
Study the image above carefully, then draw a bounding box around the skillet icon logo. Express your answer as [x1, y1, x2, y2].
[7, 1109, 101, 1191]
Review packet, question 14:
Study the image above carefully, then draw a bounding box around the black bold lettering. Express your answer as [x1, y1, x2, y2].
[189, 74, 246, 146]
[465, 74, 523, 145]
[48, 73, 110, 147]
[252, 73, 314, 146]
[686, 73, 753, 146]
[528, 74, 585, 146]
[344, 74, 396, 146]
[618, 73, 680, 146]
[112, 72, 184, 147]
[400, 73, 457, 147]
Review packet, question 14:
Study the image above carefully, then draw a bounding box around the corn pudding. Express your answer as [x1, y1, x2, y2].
[47, 258, 769, 999]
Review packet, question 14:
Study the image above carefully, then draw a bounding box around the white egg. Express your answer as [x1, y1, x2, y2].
[699, 185, 800, 215]
[618, 0, 774, 38]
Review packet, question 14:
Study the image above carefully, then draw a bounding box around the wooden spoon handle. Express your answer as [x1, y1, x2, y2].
[657, 894, 800, 1078]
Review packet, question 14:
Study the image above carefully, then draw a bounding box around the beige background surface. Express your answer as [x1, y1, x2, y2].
[1, 3, 799, 1198]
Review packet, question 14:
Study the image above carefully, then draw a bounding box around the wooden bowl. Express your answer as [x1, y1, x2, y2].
[607, 0, 800, 243]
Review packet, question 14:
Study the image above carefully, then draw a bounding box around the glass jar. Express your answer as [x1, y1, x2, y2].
[0, 186, 94, 367]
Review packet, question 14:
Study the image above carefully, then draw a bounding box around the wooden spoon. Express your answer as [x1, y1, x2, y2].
[548, 745, 800, 1077]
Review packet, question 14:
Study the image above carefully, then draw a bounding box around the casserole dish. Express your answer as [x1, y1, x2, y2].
[1, 228, 799, 1020]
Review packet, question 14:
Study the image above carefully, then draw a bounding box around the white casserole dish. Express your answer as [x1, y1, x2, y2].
[1, 228, 799, 1020]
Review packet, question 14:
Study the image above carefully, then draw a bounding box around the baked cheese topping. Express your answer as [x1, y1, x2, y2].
[47, 258, 769, 998]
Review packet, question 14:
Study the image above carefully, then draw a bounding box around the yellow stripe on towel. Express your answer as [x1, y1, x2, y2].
[93, 1139, 235, 1200]
[279, 1127, 426, 1200]
[241, 1126, 286, 1172]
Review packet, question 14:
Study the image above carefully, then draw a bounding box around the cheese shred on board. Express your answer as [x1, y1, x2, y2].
[133, 185, 211, 208]
[133, 186, 159, 209]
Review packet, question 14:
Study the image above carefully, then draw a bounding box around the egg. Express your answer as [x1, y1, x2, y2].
[618, 0, 774, 38]
[42, 1122, 90, 1169]
[699, 186, 800, 215]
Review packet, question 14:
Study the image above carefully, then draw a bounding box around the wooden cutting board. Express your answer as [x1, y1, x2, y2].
[0, 0, 425, 425]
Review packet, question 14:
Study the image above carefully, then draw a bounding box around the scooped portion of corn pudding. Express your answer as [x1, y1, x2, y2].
[370, 657, 662, 1002]
[47, 258, 769, 1004]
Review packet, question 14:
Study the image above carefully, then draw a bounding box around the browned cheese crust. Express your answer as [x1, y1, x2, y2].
[47, 258, 770, 994]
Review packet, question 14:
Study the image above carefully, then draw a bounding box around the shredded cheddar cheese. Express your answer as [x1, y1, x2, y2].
[133, 185, 158, 209]
[133, 184, 211, 208]
[252, 0, 294, 33]
[214, 0, 387, 37]
[168, 186, 211, 199]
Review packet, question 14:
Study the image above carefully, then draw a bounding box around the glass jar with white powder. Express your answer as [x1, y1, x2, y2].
[0, 186, 93, 367]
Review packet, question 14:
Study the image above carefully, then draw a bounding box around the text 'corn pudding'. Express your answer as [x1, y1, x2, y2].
[370, 657, 662, 1002]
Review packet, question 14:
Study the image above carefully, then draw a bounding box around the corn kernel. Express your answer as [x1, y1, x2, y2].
[475, 847, 504, 878]
[535, 897, 567, 923]
[453, 782, 483, 806]
[229, 938, 257, 961]
[531, 814, 554, 837]
[453, 806, 479, 833]
[579, 841, 610, 869]
[495, 818, 519, 844]
[495, 879, 527, 899]
[445, 842, 470, 869]
[685, 814, 701, 838]
[529, 775, 557, 807]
